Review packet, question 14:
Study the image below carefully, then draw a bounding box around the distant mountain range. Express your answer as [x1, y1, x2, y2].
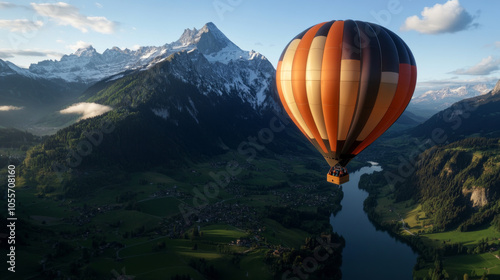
[408, 83, 494, 117]
[410, 80, 500, 142]
[2, 22, 264, 84]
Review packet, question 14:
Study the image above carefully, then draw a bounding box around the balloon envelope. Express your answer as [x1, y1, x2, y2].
[276, 20, 417, 168]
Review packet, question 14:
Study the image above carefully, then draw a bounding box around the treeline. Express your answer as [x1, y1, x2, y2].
[265, 205, 337, 233]
[264, 234, 344, 280]
[188, 258, 219, 280]
[0, 127, 40, 148]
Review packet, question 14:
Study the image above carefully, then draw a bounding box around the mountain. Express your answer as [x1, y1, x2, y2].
[21, 22, 309, 195]
[82, 49, 275, 110]
[27, 22, 263, 84]
[410, 79, 500, 142]
[408, 83, 493, 117]
[0, 22, 272, 133]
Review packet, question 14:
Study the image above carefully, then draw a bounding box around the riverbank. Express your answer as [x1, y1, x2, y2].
[359, 172, 500, 280]
[330, 164, 418, 280]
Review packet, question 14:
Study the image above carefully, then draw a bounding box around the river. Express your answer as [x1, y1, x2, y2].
[330, 163, 418, 280]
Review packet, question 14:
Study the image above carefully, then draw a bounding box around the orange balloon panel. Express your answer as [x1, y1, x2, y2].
[276, 20, 417, 167]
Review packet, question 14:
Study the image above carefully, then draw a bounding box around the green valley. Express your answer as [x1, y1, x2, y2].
[1, 146, 347, 279]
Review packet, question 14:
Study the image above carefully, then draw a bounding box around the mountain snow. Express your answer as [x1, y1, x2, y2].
[3, 22, 266, 85]
[411, 84, 493, 110]
[0, 59, 37, 78]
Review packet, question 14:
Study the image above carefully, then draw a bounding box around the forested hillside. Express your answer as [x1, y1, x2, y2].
[394, 138, 500, 231]
[0, 128, 39, 149]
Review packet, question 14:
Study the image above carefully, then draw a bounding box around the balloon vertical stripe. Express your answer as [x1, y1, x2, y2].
[321, 20, 344, 155]
[342, 21, 383, 155]
[291, 23, 329, 154]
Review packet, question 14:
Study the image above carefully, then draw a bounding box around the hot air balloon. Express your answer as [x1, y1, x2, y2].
[276, 20, 417, 185]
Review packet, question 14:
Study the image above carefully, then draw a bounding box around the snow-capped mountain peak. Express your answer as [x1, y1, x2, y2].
[176, 22, 237, 51]
[74, 45, 98, 57]
[173, 22, 249, 64]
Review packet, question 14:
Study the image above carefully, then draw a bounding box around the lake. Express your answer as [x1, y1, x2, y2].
[330, 163, 418, 280]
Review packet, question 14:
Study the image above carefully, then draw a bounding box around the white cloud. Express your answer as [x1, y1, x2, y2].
[451, 56, 500, 75]
[31, 2, 116, 34]
[0, 19, 43, 33]
[401, 0, 476, 34]
[494, 42, 500, 49]
[60, 102, 112, 120]
[0, 2, 29, 9]
[0, 105, 23, 111]
[0, 49, 63, 59]
[95, 2, 103, 8]
[0, 2, 18, 9]
[67, 40, 92, 52]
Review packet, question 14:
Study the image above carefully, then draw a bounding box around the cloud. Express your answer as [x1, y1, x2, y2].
[0, 2, 18, 9]
[495, 42, 500, 49]
[95, 2, 103, 8]
[401, 0, 477, 34]
[0, 105, 23, 111]
[0, 2, 31, 9]
[0, 49, 63, 59]
[450, 56, 500, 75]
[60, 102, 112, 120]
[67, 40, 92, 52]
[0, 19, 43, 33]
[31, 2, 116, 34]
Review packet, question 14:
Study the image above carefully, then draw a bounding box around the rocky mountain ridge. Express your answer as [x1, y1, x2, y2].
[1, 22, 266, 84]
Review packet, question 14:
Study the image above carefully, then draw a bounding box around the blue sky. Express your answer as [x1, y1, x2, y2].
[0, 0, 499, 95]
